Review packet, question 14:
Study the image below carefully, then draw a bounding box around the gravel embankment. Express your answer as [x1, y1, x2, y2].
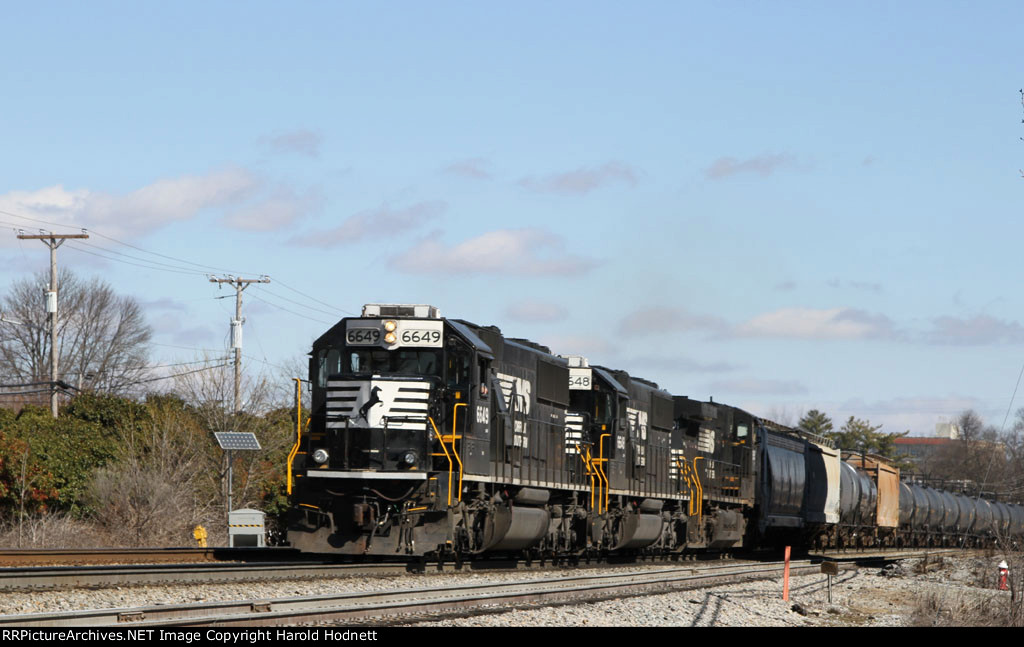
[0, 554, 1013, 626]
[409, 554, 1013, 627]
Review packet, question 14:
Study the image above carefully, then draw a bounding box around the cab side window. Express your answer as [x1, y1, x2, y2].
[446, 341, 471, 388]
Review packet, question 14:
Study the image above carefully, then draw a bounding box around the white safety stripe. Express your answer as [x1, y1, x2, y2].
[326, 379, 431, 431]
[565, 412, 584, 455]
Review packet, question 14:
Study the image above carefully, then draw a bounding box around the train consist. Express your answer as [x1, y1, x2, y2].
[286, 304, 1024, 557]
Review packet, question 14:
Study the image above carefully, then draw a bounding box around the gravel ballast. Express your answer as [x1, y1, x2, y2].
[0, 554, 1015, 626]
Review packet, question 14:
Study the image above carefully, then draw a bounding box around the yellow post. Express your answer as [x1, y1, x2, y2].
[193, 525, 208, 548]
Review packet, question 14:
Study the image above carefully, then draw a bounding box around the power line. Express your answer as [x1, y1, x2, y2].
[259, 286, 345, 319]
[0, 208, 259, 276]
[271, 277, 357, 316]
[112, 362, 232, 388]
[246, 291, 334, 326]
[150, 341, 227, 353]
[64, 242, 207, 276]
[67, 240, 209, 275]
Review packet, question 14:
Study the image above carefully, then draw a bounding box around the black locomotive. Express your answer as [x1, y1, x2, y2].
[286, 304, 1024, 556]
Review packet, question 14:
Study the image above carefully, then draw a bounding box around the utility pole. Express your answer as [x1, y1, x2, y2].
[17, 230, 89, 418]
[208, 275, 270, 413]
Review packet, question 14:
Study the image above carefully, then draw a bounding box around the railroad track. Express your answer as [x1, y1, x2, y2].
[0, 547, 304, 567]
[0, 559, 843, 627]
[0, 546, 964, 592]
[0, 548, 965, 627]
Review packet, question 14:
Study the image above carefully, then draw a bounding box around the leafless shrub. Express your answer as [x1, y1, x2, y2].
[911, 589, 1021, 627]
[171, 361, 296, 515]
[87, 397, 219, 546]
[0, 510, 114, 548]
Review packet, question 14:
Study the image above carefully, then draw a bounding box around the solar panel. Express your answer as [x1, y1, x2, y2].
[214, 432, 261, 451]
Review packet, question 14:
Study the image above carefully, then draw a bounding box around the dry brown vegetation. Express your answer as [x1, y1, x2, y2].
[0, 510, 115, 548]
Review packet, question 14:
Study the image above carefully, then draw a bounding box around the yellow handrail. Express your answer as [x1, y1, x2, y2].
[286, 378, 303, 495]
[575, 443, 595, 512]
[451, 403, 466, 501]
[692, 456, 704, 528]
[597, 434, 610, 513]
[428, 416, 455, 506]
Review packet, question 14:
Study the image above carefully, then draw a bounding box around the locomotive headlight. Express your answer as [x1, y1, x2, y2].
[384, 332, 397, 344]
[402, 451, 417, 466]
[383, 320, 397, 332]
[312, 448, 329, 464]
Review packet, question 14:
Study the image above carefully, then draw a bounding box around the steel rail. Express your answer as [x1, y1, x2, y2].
[0, 561, 419, 592]
[0, 560, 841, 627]
[0, 547, 303, 567]
[0, 546, 964, 592]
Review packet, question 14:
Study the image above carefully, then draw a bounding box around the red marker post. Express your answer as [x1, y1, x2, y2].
[999, 561, 1009, 591]
[783, 545, 791, 601]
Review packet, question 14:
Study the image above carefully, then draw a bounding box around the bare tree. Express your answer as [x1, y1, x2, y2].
[0, 269, 152, 394]
[171, 361, 296, 525]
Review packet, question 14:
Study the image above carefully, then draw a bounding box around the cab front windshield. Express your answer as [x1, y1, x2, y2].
[318, 347, 442, 385]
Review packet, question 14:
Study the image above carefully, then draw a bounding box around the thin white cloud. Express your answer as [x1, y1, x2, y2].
[704, 153, 799, 180]
[826, 278, 883, 293]
[734, 307, 897, 340]
[444, 158, 492, 180]
[150, 315, 218, 346]
[289, 201, 446, 248]
[224, 185, 323, 232]
[260, 130, 323, 158]
[0, 168, 259, 242]
[707, 378, 808, 396]
[629, 355, 742, 374]
[617, 307, 728, 337]
[833, 395, 990, 436]
[927, 315, 1024, 345]
[718, 394, 989, 438]
[518, 162, 638, 195]
[392, 228, 598, 276]
[619, 305, 900, 342]
[537, 334, 616, 360]
[505, 300, 568, 323]
[138, 297, 189, 312]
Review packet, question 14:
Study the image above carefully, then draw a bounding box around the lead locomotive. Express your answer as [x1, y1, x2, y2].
[286, 304, 1024, 556]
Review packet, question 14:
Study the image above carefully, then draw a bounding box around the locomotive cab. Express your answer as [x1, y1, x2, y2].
[304, 303, 496, 475]
[563, 356, 624, 464]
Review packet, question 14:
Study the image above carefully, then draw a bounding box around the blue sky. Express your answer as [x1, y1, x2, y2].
[1, 1, 1022, 434]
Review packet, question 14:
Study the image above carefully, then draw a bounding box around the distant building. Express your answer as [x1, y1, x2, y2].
[933, 420, 960, 440]
[893, 436, 956, 470]
[892, 420, 962, 473]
